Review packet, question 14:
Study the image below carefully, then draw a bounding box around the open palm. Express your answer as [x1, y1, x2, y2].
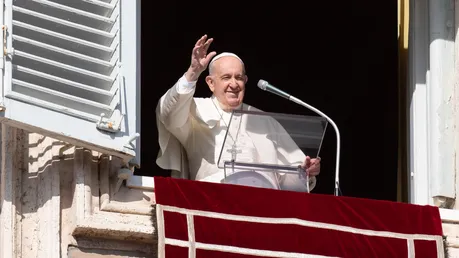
[190, 35, 216, 75]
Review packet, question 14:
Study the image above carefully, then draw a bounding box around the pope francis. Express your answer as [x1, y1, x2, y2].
[155, 35, 321, 192]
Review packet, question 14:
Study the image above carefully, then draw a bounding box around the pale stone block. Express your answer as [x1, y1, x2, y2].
[447, 247, 459, 258]
[443, 223, 459, 238]
[68, 246, 154, 258]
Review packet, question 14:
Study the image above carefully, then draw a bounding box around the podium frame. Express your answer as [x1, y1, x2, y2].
[217, 109, 328, 192]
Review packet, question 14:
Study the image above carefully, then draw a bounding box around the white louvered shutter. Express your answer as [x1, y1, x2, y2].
[0, 0, 140, 165]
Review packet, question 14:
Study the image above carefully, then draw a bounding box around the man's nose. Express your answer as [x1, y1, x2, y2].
[229, 78, 238, 87]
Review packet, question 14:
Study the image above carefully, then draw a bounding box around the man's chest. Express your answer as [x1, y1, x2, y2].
[188, 121, 259, 165]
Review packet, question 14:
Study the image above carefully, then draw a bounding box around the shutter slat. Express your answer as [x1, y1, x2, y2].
[48, 0, 116, 17]
[14, 35, 115, 75]
[13, 6, 116, 45]
[15, 50, 115, 89]
[21, 0, 116, 30]
[13, 21, 115, 60]
[5, 91, 100, 122]
[14, 65, 115, 104]
[12, 79, 112, 115]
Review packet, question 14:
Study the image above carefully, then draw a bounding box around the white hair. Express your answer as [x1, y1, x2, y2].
[208, 52, 245, 75]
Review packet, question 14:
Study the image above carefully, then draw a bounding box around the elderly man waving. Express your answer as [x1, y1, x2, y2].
[156, 35, 321, 192]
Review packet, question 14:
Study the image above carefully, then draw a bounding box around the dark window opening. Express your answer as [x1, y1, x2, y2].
[136, 1, 398, 201]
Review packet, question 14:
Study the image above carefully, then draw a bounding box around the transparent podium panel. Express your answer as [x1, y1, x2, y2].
[217, 109, 328, 192]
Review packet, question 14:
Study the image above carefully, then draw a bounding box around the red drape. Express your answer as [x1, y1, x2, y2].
[154, 177, 444, 258]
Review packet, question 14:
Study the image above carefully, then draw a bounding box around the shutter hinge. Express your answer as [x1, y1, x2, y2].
[2, 25, 14, 59]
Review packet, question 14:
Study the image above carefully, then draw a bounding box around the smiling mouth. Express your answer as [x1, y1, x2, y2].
[226, 91, 239, 95]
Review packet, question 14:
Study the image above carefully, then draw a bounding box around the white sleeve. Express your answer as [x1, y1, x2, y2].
[176, 74, 197, 94]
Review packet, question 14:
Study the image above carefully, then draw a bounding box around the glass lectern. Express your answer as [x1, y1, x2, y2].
[217, 109, 328, 192]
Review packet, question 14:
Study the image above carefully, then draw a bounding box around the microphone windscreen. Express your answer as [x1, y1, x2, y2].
[257, 79, 269, 90]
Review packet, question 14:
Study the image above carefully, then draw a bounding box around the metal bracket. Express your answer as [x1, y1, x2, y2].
[96, 111, 123, 133]
[124, 133, 140, 149]
[114, 160, 137, 193]
[114, 167, 133, 193]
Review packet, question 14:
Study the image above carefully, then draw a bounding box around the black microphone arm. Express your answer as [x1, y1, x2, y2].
[257, 79, 341, 196]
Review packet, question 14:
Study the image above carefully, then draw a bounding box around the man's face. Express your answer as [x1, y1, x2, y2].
[206, 56, 248, 111]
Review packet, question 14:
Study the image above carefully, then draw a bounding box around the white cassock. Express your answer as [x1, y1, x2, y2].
[155, 75, 316, 192]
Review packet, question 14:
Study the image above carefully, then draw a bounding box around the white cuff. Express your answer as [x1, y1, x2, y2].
[176, 74, 197, 94]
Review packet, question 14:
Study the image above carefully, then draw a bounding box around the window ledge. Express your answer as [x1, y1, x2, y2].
[127, 175, 155, 191]
[439, 208, 459, 223]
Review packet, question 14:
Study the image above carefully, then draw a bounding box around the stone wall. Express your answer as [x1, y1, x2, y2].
[443, 221, 459, 257]
[0, 125, 157, 258]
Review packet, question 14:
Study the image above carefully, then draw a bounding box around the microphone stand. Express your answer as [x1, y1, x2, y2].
[257, 79, 341, 196]
[288, 96, 341, 196]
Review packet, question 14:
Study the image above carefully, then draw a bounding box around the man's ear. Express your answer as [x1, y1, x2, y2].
[206, 75, 215, 92]
[244, 75, 248, 84]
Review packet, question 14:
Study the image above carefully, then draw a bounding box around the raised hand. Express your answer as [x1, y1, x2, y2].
[185, 35, 217, 82]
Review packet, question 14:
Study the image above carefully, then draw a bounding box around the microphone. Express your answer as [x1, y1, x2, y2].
[257, 79, 291, 100]
[257, 79, 342, 196]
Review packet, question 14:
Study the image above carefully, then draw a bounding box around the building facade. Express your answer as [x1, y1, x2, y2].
[0, 0, 458, 257]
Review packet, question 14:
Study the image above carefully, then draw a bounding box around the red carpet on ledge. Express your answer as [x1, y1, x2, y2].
[154, 177, 444, 258]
